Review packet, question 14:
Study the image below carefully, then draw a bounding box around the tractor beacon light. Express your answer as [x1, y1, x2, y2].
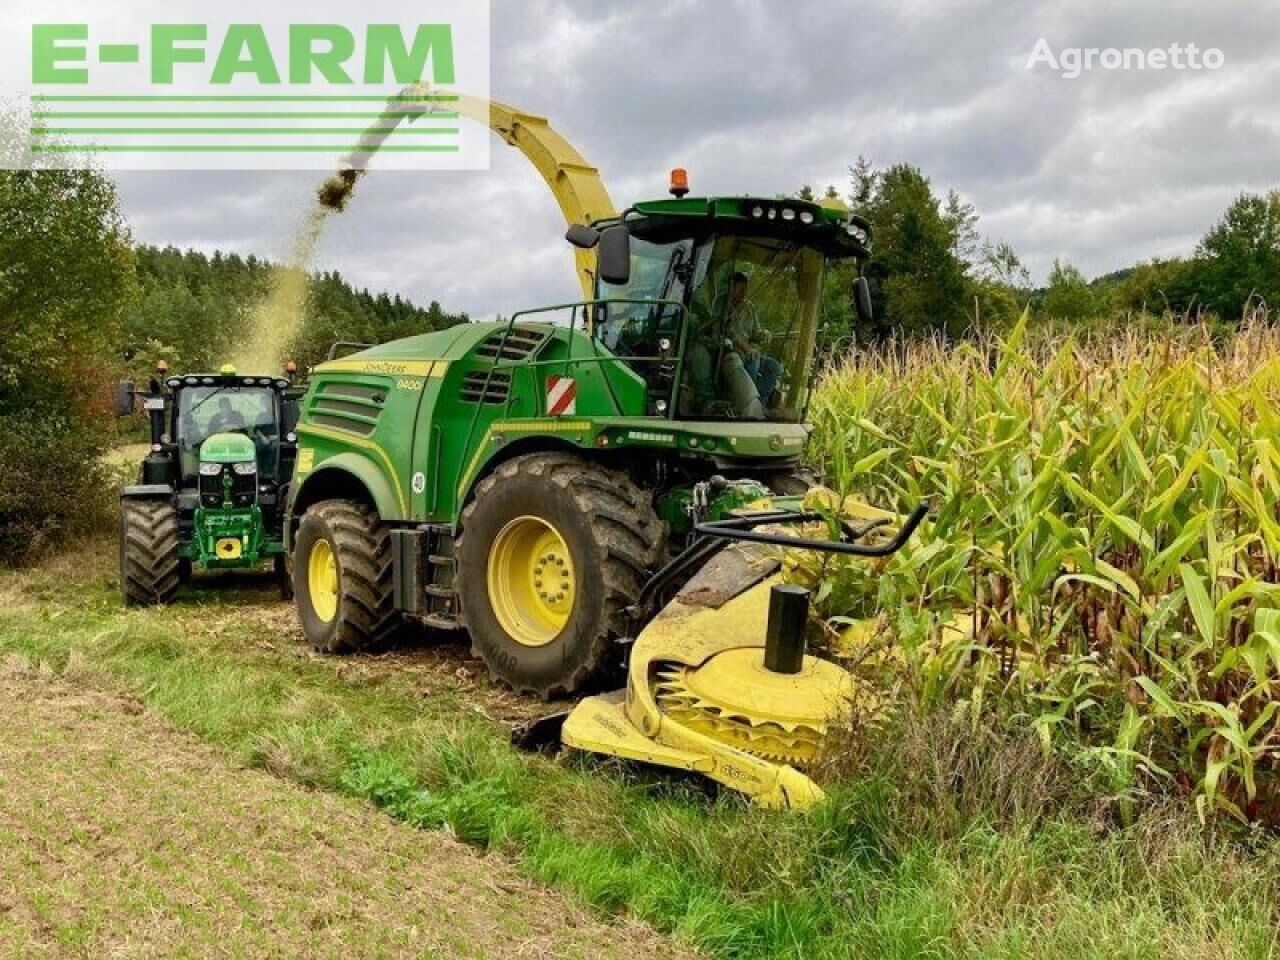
[669, 167, 689, 198]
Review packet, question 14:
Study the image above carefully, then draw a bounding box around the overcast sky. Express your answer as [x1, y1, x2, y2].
[113, 0, 1280, 319]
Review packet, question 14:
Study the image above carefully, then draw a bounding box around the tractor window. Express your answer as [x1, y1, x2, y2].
[594, 236, 693, 415]
[680, 236, 824, 421]
[594, 236, 691, 351]
[176, 386, 279, 481]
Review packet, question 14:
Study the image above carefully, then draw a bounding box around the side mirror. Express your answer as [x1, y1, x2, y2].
[597, 224, 631, 287]
[116, 380, 136, 417]
[853, 276, 874, 326]
[565, 223, 600, 250]
[281, 398, 300, 436]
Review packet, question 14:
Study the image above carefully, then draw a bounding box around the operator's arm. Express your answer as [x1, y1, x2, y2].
[731, 305, 762, 356]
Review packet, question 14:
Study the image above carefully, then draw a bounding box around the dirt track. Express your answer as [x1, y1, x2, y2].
[0, 656, 692, 959]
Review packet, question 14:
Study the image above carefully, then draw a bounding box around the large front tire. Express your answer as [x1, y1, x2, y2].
[292, 500, 398, 654]
[456, 454, 664, 698]
[120, 499, 180, 607]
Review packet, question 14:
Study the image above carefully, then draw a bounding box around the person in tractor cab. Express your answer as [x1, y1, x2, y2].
[725, 272, 783, 407]
[207, 396, 248, 435]
[686, 267, 766, 419]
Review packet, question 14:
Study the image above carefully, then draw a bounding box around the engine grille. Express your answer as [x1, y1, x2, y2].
[199, 464, 256, 508]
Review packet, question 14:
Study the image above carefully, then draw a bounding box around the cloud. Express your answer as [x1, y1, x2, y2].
[112, 0, 1279, 313]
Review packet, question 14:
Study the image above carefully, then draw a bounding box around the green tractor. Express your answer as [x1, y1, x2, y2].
[117, 363, 301, 605]
[286, 165, 877, 697]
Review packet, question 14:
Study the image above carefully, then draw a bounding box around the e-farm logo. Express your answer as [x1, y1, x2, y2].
[3, 1, 490, 171]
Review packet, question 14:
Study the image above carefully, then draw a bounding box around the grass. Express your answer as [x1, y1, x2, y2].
[3, 547, 1279, 958]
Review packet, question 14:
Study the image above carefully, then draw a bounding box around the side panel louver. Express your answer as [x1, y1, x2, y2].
[461, 371, 511, 404]
[475, 326, 548, 361]
[309, 380, 386, 436]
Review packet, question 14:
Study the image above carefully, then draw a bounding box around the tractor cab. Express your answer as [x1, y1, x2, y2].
[115, 363, 301, 604]
[176, 375, 286, 483]
[574, 184, 873, 422]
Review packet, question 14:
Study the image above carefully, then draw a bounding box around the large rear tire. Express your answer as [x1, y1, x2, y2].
[292, 500, 399, 654]
[456, 453, 664, 698]
[120, 499, 180, 607]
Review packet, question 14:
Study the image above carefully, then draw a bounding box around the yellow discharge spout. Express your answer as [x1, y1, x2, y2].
[412, 89, 618, 301]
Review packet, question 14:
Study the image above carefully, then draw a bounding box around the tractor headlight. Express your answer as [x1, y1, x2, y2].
[846, 223, 869, 244]
[232, 461, 257, 475]
[199, 462, 222, 476]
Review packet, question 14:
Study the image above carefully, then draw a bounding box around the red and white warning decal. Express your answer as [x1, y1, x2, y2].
[546, 376, 577, 416]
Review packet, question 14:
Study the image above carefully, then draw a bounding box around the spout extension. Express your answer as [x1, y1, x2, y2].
[764, 584, 809, 674]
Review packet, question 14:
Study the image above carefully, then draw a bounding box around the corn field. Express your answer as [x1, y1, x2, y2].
[807, 313, 1280, 822]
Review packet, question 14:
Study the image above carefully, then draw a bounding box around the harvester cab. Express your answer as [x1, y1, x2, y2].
[569, 189, 873, 425]
[116, 363, 301, 605]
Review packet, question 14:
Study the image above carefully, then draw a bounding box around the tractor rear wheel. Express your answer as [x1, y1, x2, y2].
[120, 499, 181, 607]
[292, 500, 398, 654]
[456, 453, 664, 698]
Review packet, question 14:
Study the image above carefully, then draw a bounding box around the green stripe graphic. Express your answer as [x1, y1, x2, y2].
[32, 127, 460, 136]
[33, 112, 459, 119]
[31, 95, 459, 102]
[30, 144, 462, 153]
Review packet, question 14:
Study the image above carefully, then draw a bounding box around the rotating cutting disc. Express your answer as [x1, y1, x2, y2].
[653, 648, 854, 764]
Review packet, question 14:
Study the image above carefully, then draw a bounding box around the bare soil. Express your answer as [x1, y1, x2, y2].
[183, 568, 563, 728]
[0, 657, 692, 959]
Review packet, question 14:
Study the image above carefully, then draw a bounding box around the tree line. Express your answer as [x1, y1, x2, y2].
[127, 245, 467, 375]
[806, 161, 1279, 342]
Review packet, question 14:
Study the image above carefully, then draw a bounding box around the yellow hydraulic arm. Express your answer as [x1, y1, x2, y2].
[412, 89, 617, 300]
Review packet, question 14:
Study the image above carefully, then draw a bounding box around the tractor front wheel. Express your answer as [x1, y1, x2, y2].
[292, 500, 399, 654]
[456, 453, 664, 698]
[120, 498, 180, 607]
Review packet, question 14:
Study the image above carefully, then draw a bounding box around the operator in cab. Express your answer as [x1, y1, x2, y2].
[687, 268, 778, 419]
[208, 396, 248, 435]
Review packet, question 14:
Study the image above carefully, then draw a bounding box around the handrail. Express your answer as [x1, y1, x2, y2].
[693, 503, 930, 557]
[458, 298, 689, 473]
[501, 298, 689, 418]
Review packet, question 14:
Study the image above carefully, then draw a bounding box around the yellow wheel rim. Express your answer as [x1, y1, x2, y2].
[308, 538, 339, 623]
[486, 516, 576, 648]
